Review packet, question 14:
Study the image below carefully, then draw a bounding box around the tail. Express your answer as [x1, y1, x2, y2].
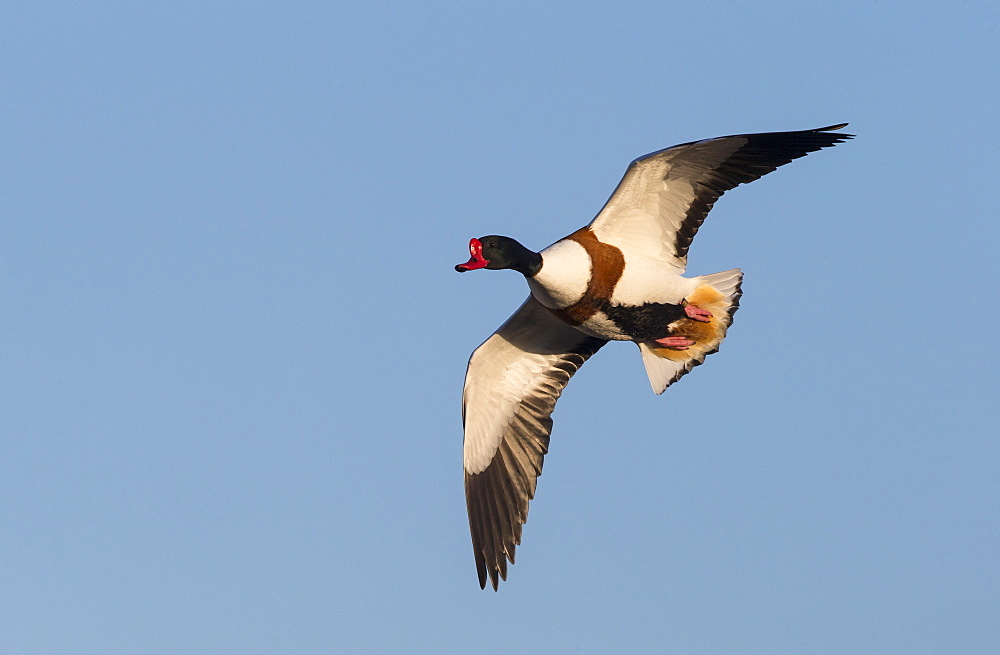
[638, 269, 743, 394]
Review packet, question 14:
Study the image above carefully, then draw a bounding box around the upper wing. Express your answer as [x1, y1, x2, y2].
[462, 296, 606, 590]
[589, 124, 853, 272]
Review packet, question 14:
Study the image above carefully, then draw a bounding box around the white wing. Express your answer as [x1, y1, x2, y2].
[589, 124, 853, 272]
[462, 296, 605, 590]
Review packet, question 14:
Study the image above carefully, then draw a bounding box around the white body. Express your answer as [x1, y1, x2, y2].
[528, 239, 701, 341]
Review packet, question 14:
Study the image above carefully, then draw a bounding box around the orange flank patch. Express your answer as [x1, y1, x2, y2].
[647, 284, 732, 362]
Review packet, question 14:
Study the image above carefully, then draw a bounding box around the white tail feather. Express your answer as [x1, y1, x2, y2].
[638, 268, 743, 394]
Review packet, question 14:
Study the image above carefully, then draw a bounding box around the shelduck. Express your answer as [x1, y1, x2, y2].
[455, 124, 852, 589]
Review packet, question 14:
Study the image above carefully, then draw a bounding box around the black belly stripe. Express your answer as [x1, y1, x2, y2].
[601, 301, 688, 340]
[549, 228, 625, 326]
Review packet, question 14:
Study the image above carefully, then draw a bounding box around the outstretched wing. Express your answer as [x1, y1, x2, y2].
[462, 296, 606, 590]
[589, 124, 853, 272]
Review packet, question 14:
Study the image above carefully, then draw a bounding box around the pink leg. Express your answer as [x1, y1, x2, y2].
[654, 336, 695, 350]
[684, 304, 713, 322]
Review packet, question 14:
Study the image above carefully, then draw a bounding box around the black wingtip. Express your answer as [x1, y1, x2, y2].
[813, 123, 854, 139]
[474, 551, 487, 589]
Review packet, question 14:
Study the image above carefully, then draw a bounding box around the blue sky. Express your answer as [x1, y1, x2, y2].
[4, 2, 998, 652]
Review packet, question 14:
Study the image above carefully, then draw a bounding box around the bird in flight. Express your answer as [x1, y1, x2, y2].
[455, 124, 852, 589]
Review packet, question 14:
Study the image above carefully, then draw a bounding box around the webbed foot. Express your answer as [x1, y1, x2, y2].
[684, 305, 712, 322]
[654, 336, 695, 350]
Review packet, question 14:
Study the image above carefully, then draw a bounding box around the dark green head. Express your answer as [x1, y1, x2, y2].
[455, 236, 542, 277]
